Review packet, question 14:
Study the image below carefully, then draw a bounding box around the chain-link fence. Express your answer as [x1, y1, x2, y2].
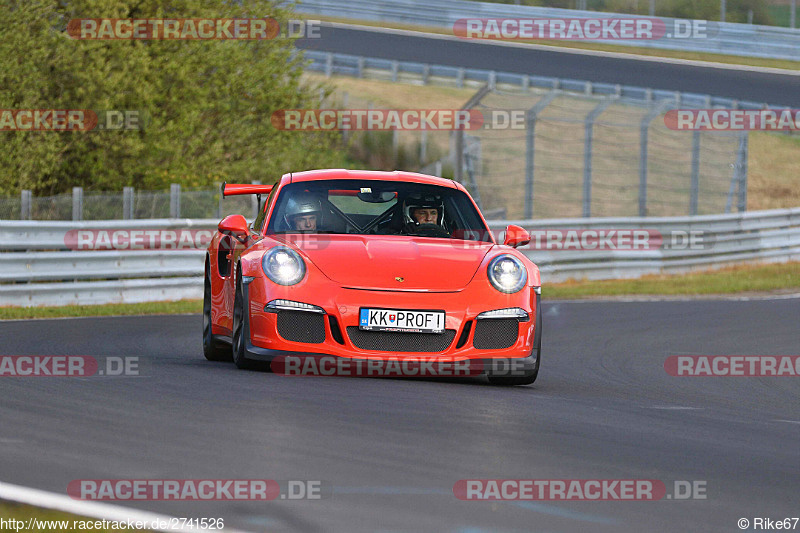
[452, 85, 747, 219]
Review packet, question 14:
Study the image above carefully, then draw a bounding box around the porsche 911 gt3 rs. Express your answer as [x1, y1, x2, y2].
[203, 169, 541, 385]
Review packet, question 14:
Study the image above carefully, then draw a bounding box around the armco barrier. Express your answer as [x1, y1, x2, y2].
[1, 209, 799, 306]
[296, 1, 800, 61]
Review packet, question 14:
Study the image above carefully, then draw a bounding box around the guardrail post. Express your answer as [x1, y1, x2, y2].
[524, 91, 558, 219]
[690, 131, 701, 216]
[422, 64, 430, 85]
[72, 187, 83, 221]
[325, 53, 333, 77]
[391, 61, 399, 82]
[522, 75, 530, 92]
[488, 71, 496, 90]
[123, 187, 135, 220]
[20, 190, 32, 220]
[170, 183, 181, 218]
[584, 99, 613, 217]
[736, 132, 749, 212]
[456, 68, 464, 88]
[357, 57, 364, 78]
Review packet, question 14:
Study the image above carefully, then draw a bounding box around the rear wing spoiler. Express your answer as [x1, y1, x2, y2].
[222, 182, 274, 197]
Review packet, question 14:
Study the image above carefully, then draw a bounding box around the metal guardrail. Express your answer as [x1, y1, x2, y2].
[296, 0, 800, 61]
[1, 209, 798, 306]
[303, 50, 773, 110]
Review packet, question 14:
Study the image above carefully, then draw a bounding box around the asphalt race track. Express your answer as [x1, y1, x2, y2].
[296, 24, 800, 107]
[1, 298, 798, 532]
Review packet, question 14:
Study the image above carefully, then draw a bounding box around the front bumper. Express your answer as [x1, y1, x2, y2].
[240, 278, 541, 376]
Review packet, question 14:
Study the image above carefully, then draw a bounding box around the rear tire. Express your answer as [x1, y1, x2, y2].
[203, 263, 231, 362]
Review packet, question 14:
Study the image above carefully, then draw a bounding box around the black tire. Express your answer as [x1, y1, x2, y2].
[231, 272, 257, 370]
[487, 306, 542, 386]
[203, 261, 231, 362]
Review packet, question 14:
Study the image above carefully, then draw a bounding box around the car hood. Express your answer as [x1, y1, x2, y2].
[272, 234, 494, 291]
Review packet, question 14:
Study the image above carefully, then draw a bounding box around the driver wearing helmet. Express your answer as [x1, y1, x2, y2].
[403, 195, 448, 235]
[284, 192, 322, 231]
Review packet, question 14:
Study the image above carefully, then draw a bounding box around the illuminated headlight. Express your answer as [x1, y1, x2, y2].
[262, 246, 306, 286]
[487, 254, 527, 294]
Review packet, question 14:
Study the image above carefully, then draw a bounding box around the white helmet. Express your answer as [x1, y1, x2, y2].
[284, 193, 322, 227]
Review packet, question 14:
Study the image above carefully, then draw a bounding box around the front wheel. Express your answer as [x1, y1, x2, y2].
[231, 273, 257, 370]
[487, 307, 542, 386]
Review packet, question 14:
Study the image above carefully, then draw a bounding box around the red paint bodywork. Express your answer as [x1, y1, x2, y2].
[206, 169, 541, 363]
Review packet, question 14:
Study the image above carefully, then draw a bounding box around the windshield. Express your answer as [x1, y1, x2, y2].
[267, 180, 493, 242]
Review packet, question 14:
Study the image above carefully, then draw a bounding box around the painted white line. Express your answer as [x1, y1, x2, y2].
[0, 481, 250, 533]
[773, 419, 800, 425]
[645, 406, 704, 410]
[322, 21, 800, 76]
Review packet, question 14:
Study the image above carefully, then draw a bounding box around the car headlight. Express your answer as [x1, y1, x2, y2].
[262, 246, 306, 286]
[487, 254, 527, 294]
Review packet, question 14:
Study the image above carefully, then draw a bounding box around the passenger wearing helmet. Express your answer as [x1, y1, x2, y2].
[284, 193, 322, 231]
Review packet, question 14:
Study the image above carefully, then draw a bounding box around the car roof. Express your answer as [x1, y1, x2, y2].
[283, 169, 461, 189]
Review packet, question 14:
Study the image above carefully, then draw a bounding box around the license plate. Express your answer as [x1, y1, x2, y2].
[359, 308, 445, 334]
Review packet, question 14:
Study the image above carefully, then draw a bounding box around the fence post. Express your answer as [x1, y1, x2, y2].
[325, 52, 333, 77]
[736, 132, 749, 212]
[216, 182, 223, 219]
[72, 187, 83, 221]
[251, 180, 261, 219]
[123, 187, 135, 220]
[170, 183, 181, 218]
[455, 83, 492, 186]
[524, 91, 558, 219]
[391, 61, 399, 82]
[392, 129, 399, 162]
[584, 99, 613, 217]
[342, 91, 350, 144]
[420, 129, 427, 165]
[21, 190, 32, 220]
[690, 131, 701, 216]
[639, 99, 674, 217]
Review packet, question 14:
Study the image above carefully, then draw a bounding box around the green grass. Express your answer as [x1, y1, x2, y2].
[0, 299, 202, 320]
[0, 501, 154, 532]
[545, 261, 800, 299]
[308, 15, 800, 71]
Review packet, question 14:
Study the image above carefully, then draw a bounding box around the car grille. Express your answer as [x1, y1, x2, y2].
[276, 311, 326, 344]
[473, 319, 518, 350]
[346, 327, 456, 352]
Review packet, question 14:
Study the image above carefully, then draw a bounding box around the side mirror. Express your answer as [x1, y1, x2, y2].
[503, 225, 530, 248]
[218, 214, 250, 244]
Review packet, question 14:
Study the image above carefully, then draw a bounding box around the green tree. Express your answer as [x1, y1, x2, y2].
[0, 0, 343, 195]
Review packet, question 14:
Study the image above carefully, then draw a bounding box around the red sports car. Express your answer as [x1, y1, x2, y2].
[203, 169, 542, 385]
